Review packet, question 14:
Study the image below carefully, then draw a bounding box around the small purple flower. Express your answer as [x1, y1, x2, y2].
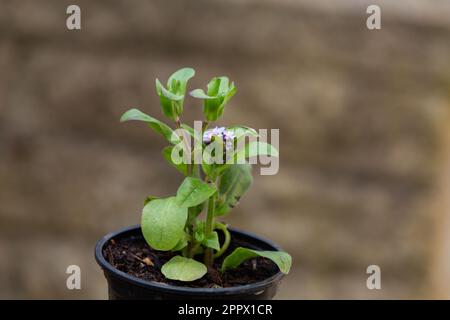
[212, 126, 225, 136]
[203, 130, 213, 144]
[203, 127, 225, 144]
[203, 127, 235, 153]
[222, 130, 235, 141]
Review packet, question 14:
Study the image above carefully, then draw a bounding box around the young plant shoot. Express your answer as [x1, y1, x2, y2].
[120, 67, 291, 282]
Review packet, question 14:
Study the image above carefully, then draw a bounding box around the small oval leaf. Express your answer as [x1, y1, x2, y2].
[171, 233, 189, 252]
[191, 76, 236, 121]
[120, 108, 180, 144]
[215, 164, 253, 216]
[190, 89, 214, 99]
[168, 68, 195, 88]
[226, 126, 259, 138]
[161, 256, 207, 281]
[143, 195, 158, 206]
[234, 141, 279, 162]
[221, 247, 292, 274]
[176, 177, 217, 208]
[156, 79, 183, 101]
[203, 231, 220, 251]
[162, 146, 188, 176]
[141, 197, 188, 251]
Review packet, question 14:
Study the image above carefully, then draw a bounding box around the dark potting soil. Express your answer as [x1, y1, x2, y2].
[103, 233, 279, 288]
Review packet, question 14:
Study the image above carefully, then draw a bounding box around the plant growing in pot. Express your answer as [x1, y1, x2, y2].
[95, 67, 292, 300]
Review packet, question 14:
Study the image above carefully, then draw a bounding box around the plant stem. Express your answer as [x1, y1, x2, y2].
[185, 208, 196, 258]
[213, 222, 231, 258]
[188, 242, 200, 258]
[204, 191, 216, 267]
[202, 121, 209, 132]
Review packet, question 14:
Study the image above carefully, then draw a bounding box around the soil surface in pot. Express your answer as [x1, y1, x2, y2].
[103, 233, 279, 288]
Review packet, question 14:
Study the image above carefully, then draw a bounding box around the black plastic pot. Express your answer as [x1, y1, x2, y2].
[95, 225, 286, 300]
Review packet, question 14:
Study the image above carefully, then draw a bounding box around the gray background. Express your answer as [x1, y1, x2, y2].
[1, 0, 450, 299]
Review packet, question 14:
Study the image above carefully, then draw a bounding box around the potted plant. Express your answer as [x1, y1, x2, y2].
[95, 67, 292, 300]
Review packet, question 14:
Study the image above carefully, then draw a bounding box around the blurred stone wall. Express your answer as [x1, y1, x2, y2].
[1, 0, 450, 299]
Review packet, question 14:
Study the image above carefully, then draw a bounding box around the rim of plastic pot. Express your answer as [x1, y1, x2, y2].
[95, 224, 286, 296]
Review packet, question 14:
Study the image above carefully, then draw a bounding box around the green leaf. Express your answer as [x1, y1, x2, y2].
[194, 228, 204, 242]
[189, 89, 214, 99]
[156, 68, 195, 120]
[215, 164, 253, 216]
[144, 195, 158, 206]
[180, 124, 202, 144]
[223, 82, 237, 105]
[207, 77, 221, 96]
[171, 233, 189, 251]
[141, 197, 188, 251]
[211, 141, 277, 176]
[201, 162, 215, 179]
[201, 149, 218, 179]
[156, 79, 184, 101]
[227, 126, 259, 139]
[191, 76, 236, 121]
[234, 141, 278, 162]
[167, 67, 195, 91]
[217, 77, 230, 95]
[120, 108, 180, 144]
[202, 231, 220, 251]
[162, 146, 188, 176]
[179, 124, 202, 170]
[189, 203, 204, 219]
[180, 123, 195, 136]
[201, 137, 227, 179]
[176, 177, 217, 208]
[221, 248, 292, 274]
[156, 79, 181, 120]
[161, 256, 207, 281]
